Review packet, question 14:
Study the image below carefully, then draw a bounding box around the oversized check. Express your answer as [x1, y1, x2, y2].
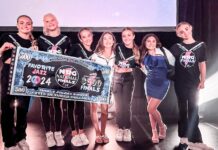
[8, 47, 112, 104]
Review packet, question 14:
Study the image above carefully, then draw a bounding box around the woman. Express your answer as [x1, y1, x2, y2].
[0, 15, 37, 150]
[37, 13, 71, 147]
[140, 33, 175, 143]
[170, 22, 206, 146]
[90, 32, 116, 144]
[113, 27, 140, 142]
[66, 28, 93, 147]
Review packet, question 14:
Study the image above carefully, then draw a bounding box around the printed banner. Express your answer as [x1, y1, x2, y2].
[9, 47, 112, 104]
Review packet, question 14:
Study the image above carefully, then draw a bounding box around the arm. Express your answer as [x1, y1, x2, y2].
[198, 61, 206, 89]
[0, 42, 15, 56]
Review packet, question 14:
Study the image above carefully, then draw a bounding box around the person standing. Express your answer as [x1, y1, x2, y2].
[113, 27, 140, 142]
[37, 13, 71, 148]
[140, 33, 175, 143]
[0, 15, 37, 150]
[89, 32, 116, 144]
[170, 22, 207, 146]
[66, 28, 93, 147]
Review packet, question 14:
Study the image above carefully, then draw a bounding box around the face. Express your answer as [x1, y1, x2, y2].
[43, 15, 58, 31]
[17, 16, 33, 34]
[145, 36, 157, 50]
[176, 24, 192, 40]
[122, 30, 135, 47]
[79, 30, 93, 47]
[103, 33, 114, 50]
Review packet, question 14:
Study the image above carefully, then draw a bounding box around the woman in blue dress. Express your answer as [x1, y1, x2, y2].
[140, 33, 175, 144]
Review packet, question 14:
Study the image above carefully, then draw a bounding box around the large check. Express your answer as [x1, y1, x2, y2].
[8, 47, 112, 104]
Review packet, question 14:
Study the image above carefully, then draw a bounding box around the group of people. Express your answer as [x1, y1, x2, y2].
[0, 13, 206, 150]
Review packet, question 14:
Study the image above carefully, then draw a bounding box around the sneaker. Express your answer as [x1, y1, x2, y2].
[123, 129, 132, 142]
[46, 131, 56, 147]
[79, 133, 89, 146]
[54, 131, 65, 146]
[115, 129, 123, 142]
[4, 145, 20, 150]
[71, 135, 83, 147]
[17, 139, 30, 150]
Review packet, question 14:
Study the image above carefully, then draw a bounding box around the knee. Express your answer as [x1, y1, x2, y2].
[101, 109, 108, 116]
[90, 104, 98, 114]
[147, 106, 156, 114]
[101, 106, 108, 116]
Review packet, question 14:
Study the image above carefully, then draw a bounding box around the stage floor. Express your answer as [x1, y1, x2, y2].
[0, 115, 217, 150]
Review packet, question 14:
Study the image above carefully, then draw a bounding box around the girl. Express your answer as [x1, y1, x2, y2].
[90, 32, 116, 144]
[37, 13, 71, 147]
[0, 15, 37, 150]
[113, 27, 140, 142]
[66, 28, 93, 147]
[140, 33, 175, 143]
[171, 22, 206, 146]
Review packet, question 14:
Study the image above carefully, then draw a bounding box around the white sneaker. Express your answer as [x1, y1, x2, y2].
[71, 135, 83, 147]
[4, 145, 20, 150]
[17, 139, 30, 150]
[123, 129, 132, 142]
[54, 131, 65, 146]
[46, 131, 56, 147]
[79, 133, 89, 146]
[115, 129, 123, 142]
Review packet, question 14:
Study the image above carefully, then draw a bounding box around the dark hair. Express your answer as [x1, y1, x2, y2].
[95, 32, 116, 54]
[139, 33, 162, 63]
[121, 27, 140, 64]
[77, 28, 93, 40]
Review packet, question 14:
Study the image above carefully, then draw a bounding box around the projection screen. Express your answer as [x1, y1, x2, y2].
[0, 0, 177, 32]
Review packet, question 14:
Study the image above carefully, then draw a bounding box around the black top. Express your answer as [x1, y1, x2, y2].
[0, 33, 32, 63]
[66, 43, 93, 59]
[114, 43, 136, 68]
[170, 41, 207, 87]
[37, 34, 71, 55]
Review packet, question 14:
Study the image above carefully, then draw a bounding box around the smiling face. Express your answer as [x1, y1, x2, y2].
[145, 36, 157, 51]
[103, 33, 115, 49]
[176, 23, 193, 40]
[121, 29, 135, 47]
[17, 16, 33, 34]
[79, 29, 93, 47]
[43, 14, 59, 32]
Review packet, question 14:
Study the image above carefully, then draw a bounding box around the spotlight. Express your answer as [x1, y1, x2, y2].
[199, 71, 218, 105]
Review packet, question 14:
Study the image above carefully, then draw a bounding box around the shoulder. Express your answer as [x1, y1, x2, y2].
[115, 43, 124, 50]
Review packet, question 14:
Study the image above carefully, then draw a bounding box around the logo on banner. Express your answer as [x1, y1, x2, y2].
[180, 51, 196, 68]
[81, 73, 103, 93]
[55, 65, 79, 88]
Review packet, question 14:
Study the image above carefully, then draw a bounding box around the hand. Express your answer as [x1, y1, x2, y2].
[30, 45, 38, 50]
[198, 81, 205, 90]
[0, 42, 15, 54]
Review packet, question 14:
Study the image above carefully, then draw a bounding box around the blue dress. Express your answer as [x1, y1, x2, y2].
[143, 54, 170, 100]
